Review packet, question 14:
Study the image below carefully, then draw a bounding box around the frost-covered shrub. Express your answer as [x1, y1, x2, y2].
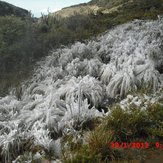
[100, 63, 117, 85]
[134, 63, 160, 90]
[0, 121, 22, 162]
[106, 67, 137, 98]
[83, 58, 102, 77]
[58, 97, 103, 134]
[56, 75, 104, 107]
[119, 93, 161, 111]
[66, 58, 83, 77]
[32, 121, 52, 150]
[0, 95, 19, 121]
[59, 50, 73, 69]
[66, 58, 102, 77]
[70, 42, 94, 60]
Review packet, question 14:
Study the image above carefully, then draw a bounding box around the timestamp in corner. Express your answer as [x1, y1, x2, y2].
[110, 142, 163, 149]
[110, 142, 149, 149]
[155, 142, 163, 149]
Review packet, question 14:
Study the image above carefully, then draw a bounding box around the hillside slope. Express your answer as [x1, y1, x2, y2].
[0, 1, 29, 17]
[52, 0, 163, 19]
[0, 0, 163, 162]
[0, 17, 163, 162]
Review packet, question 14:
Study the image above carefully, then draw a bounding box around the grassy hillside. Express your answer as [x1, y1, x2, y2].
[89, 0, 163, 8]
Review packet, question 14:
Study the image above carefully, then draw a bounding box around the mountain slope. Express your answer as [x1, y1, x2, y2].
[0, 17, 163, 162]
[53, 4, 100, 18]
[0, 1, 29, 17]
[52, 0, 163, 19]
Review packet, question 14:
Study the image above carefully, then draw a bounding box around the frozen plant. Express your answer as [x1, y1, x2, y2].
[58, 96, 103, 134]
[56, 75, 104, 107]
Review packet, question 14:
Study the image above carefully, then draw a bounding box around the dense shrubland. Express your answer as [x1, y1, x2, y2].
[0, 15, 45, 95]
[0, 17, 163, 162]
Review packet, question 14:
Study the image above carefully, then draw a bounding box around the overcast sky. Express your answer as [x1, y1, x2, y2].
[3, 0, 90, 17]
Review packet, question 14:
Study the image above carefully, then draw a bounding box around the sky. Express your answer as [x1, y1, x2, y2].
[3, 0, 91, 17]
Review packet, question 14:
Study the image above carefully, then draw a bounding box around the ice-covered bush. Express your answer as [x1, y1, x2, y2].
[58, 97, 103, 134]
[106, 67, 137, 98]
[56, 75, 104, 107]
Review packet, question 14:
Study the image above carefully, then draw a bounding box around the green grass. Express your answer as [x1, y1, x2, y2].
[61, 102, 163, 162]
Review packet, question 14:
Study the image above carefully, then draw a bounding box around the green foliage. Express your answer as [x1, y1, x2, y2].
[62, 128, 117, 163]
[105, 103, 163, 142]
[0, 16, 25, 45]
[105, 105, 151, 141]
[147, 103, 163, 138]
[62, 102, 163, 162]
[87, 126, 116, 160]
[0, 16, 45, 95]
